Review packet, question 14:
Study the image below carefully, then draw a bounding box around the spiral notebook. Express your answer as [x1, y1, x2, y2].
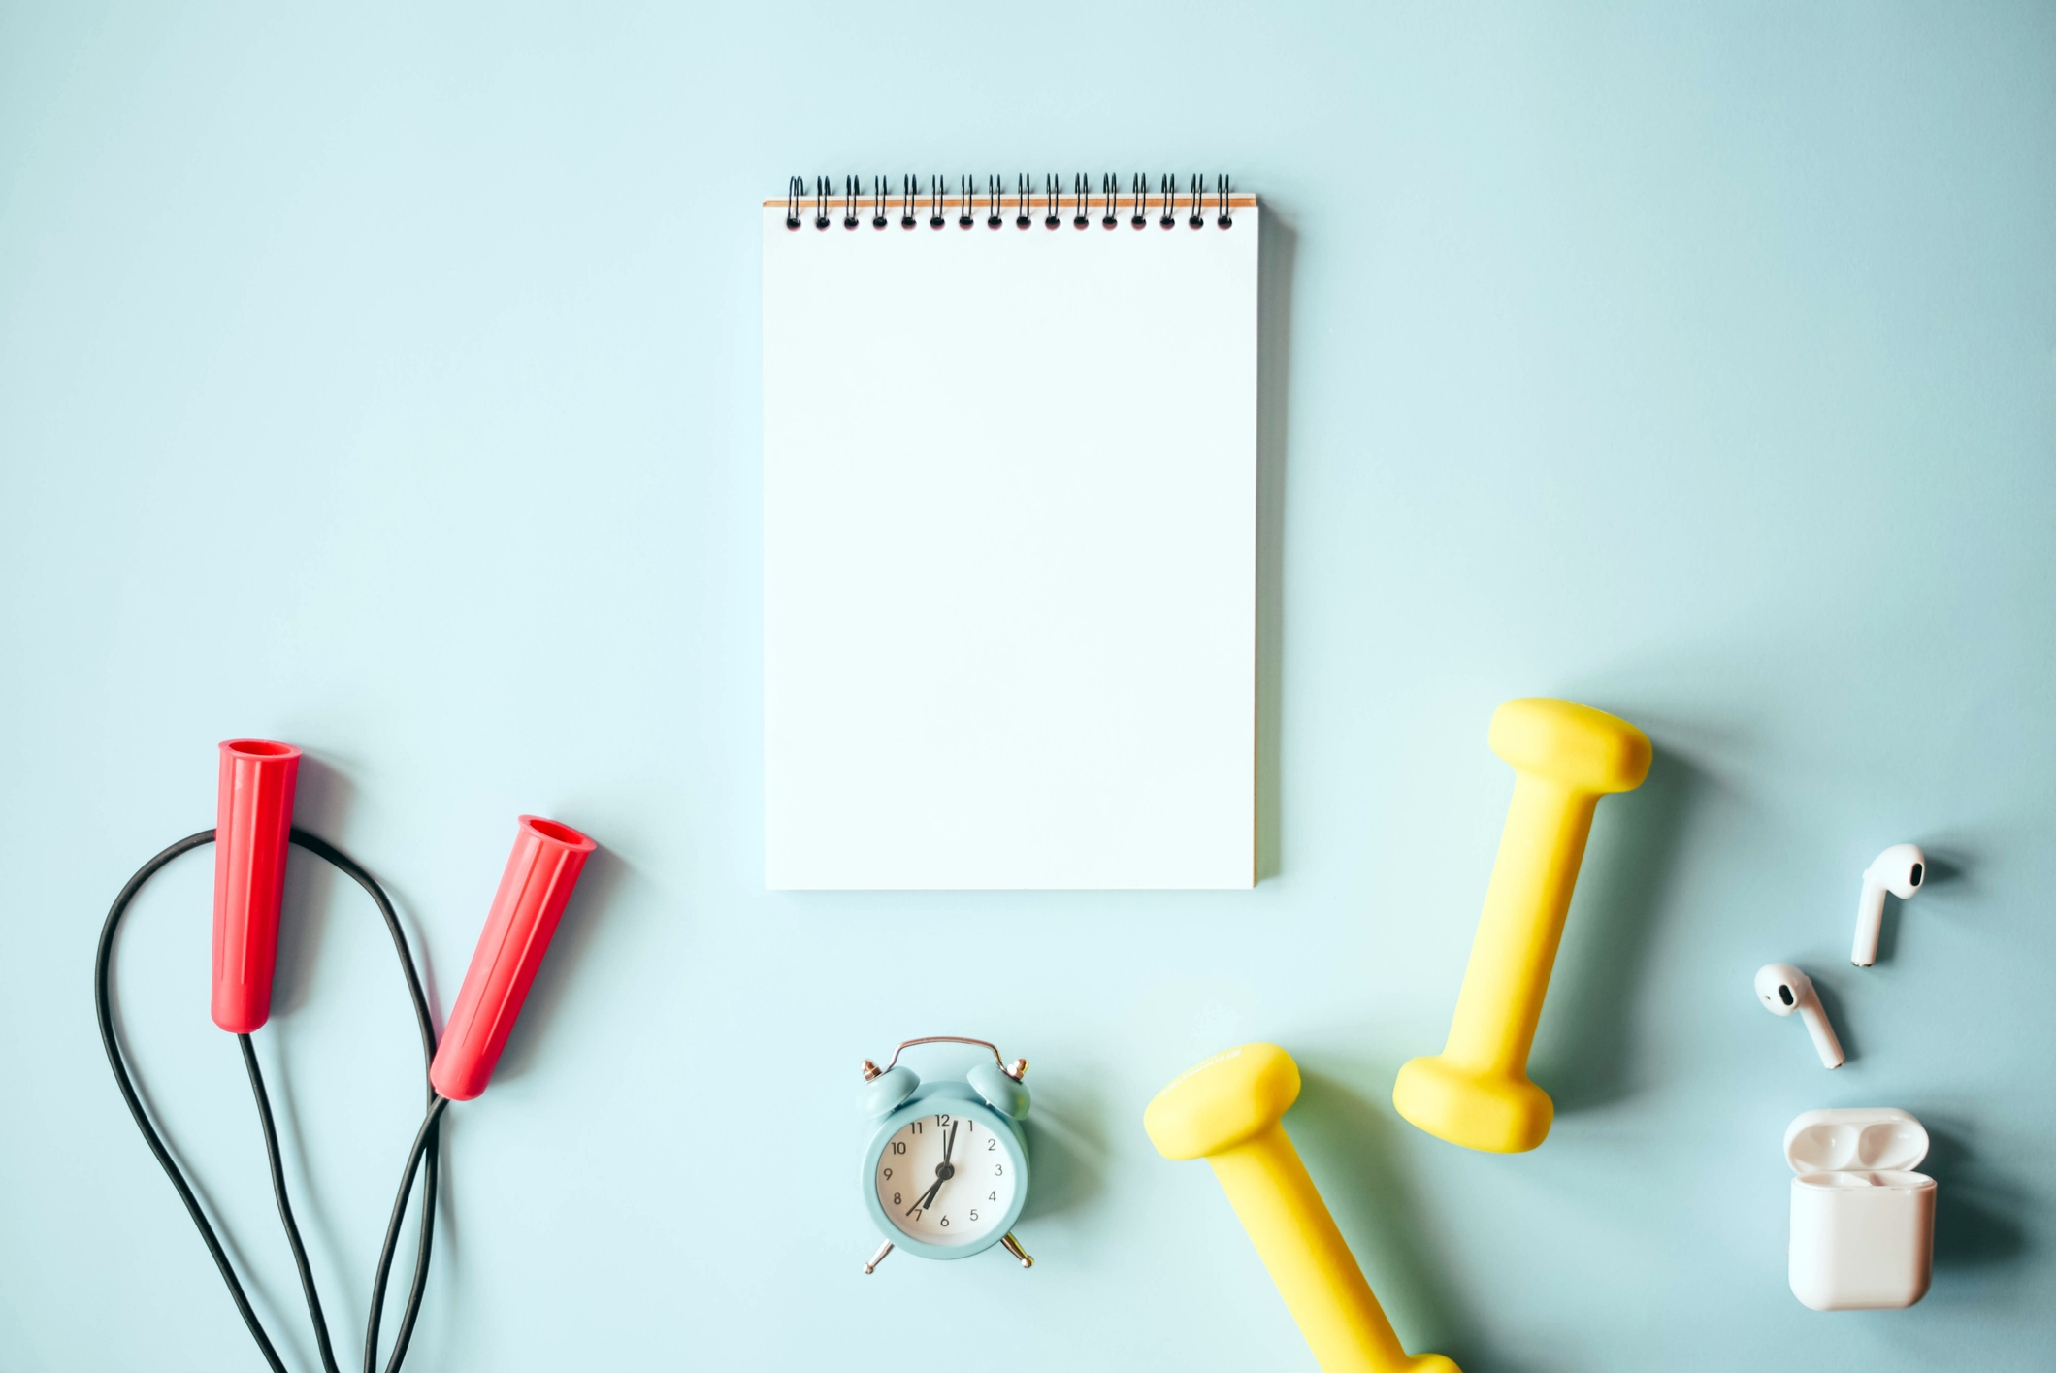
[763, 174, 1260, 890]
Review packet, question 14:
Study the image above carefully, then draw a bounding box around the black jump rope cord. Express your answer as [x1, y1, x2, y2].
[95, 829, 446, 1373]
[239, 1030, 342, 1373]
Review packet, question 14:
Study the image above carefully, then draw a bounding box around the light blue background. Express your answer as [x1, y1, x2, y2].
[2, 4, 2051, 1370]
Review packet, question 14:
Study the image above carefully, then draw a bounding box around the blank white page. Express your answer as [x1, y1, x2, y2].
[762, 197, 1258, 890]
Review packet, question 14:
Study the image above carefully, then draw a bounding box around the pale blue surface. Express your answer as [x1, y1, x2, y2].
[2, 4, 2052, 1370]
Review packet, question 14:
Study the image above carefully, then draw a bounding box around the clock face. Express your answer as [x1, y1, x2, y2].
[873, 1108, 1018, 1248]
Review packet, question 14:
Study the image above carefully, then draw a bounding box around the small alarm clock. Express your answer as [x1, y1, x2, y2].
[856, 1037, 1034, 1274]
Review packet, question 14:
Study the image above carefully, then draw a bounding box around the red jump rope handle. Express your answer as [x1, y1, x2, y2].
[211, 739, 302, 1033]
[429, 816, 596, 1101]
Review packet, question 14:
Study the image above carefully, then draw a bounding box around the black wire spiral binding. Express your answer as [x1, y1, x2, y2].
[784, 174, 1240, 234]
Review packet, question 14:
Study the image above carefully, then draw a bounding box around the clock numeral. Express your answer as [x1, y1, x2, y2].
[988, 1192, 996, 1201]
[935, 1114, 951, 1127]
[909, 1208, 922, 1223]
[892, 1192, 902, 1205]
[994, 1163, 1004, 1175]
[939, 1215, 950, 1227]
[969, 1209, 980, 1222]
[988, 1138, 997, 1151]
[911, 1121, 923, 1134]
[882, 1167, 892, 1180]
[891, 1142, 906, 1155]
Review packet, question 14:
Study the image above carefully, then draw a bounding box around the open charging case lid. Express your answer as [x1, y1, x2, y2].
[1784, 1107, 1932, 1186]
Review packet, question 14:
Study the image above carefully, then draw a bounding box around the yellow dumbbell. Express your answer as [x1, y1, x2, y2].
[1392, 698, 1650, 1154]
[1146, 1044, 1459, 1373]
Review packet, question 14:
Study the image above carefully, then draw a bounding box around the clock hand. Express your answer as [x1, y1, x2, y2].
[905, 1131, 962, 1217]
[906, 1177, 943, 1216]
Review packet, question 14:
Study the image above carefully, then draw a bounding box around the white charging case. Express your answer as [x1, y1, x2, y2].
[1784, 1107, 1935, 1311]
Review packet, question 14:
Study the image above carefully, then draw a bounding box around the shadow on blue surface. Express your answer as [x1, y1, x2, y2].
[1293, 1069, 1539, 1373]
[1919, 1118, 2028, 1270]
[493, 840, 630, 1085]
[1531, 743, 1705, 1114]
[1020, 1075, 1110, 1223]
[1255, 207, 1296, 884]
[1874, 844, 1974, 964]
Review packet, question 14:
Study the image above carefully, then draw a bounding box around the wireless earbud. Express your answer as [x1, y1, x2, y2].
[1754, 963, 1843, 1069]
[1851, 843, 1925, 966]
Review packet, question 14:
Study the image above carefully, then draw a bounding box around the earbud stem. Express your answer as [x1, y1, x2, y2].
[1851, 882, 1886, 967]
[1799, 999, 1844, 1069]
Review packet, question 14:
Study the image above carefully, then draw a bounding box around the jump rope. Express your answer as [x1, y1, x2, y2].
[95, 740, 595, 1372]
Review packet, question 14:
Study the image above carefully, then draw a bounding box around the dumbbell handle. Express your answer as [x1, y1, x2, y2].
[1439, 774, 1597, 1072]
[1209, 1125, 1455, 1373]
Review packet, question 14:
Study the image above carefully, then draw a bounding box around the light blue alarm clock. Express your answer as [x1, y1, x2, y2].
[857, 1037, 1034, 1274]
